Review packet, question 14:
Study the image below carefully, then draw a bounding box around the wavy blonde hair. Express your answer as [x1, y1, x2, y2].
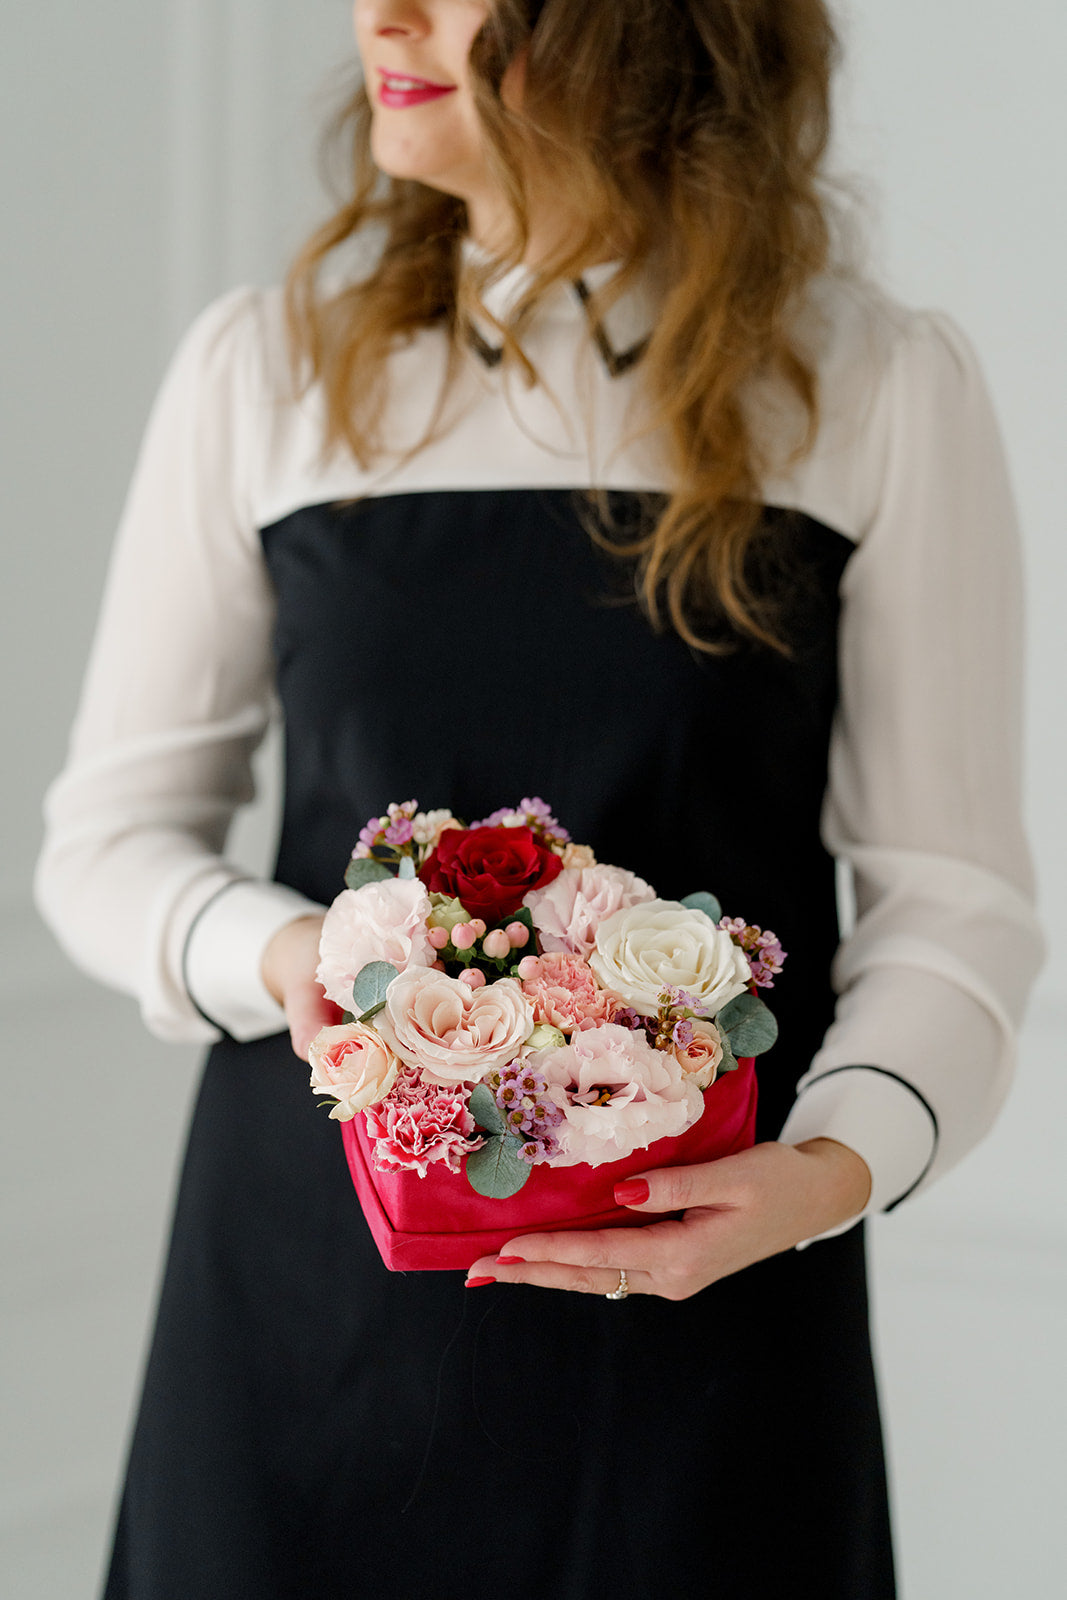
[286, 0, 839, 652]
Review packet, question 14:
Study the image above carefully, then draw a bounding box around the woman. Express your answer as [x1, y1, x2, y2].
[36, 2, 1041, 1596]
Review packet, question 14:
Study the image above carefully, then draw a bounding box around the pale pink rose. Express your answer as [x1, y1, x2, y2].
[375, 967, 535, 1086]
[519, 951, 613, 1033]
[363, 1065, 484, 1176]
[590, 900, 751, 1017]
[674, 1020, 724, 1091]
[524, 865, 657, 959]
[316, 879, 435, 1011]
[527, 1024, 703, 1168]
[308, 1023, 401, 1121]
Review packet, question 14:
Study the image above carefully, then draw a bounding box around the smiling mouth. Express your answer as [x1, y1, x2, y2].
[377, 70, 457, 108]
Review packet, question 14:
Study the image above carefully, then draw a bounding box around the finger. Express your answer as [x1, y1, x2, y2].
[466, 1252, 655, 1298]
[612, 1152, 755, 1215]
[287, 986, 342, 1061]
[493, 1217, 691, 1275]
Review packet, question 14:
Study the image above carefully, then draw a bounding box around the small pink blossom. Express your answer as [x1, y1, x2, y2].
[527, 1024, 703, 1168]
[519, 952, 613, 1033]
[364, 1065, 484, 1176]
[525, 864, 657, 959]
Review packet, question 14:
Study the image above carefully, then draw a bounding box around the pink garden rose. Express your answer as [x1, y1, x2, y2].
[526, 1024, 704, 1168]
[523, 864, 657, 959]
[316, 879, 435, 1012]
[673, 1020, 724, 1091]
[308, 1022, 401, 1121]
[375, 967, 535, 1086]
[363, 1065, 483, 1176]
[518, 951, 613, 1033]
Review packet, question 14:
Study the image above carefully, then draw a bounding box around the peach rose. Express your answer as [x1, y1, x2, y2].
[674, 1020, 724, 1090]
[375, 967, 535, 1086]
[308, 1023, 401, 1121]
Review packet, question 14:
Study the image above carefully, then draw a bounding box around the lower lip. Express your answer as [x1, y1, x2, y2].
[378, 81, 457, 109]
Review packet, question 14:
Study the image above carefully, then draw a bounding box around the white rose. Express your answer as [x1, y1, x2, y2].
[589, 899, 751, 1018]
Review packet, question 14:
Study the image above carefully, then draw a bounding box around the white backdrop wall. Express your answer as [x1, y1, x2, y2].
[2, 3, 1064, 1597]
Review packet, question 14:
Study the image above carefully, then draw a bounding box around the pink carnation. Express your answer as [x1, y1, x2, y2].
[519, 951, 613, 1033]
[364, 1066, 484, 1177]
[524, 864, 657, 959]
[526, 1024, 704, 1168]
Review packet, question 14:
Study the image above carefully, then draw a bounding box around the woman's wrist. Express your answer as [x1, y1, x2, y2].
[792, 1137, 873, 1229]
[260, 914, 325, 1006]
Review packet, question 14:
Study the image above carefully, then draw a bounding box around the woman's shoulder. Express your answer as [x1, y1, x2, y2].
[758, 273, 996, 541]
[167, 284, 294, 403]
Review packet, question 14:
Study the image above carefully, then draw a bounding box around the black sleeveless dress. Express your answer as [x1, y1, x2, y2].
[102, 488, 895, 1598]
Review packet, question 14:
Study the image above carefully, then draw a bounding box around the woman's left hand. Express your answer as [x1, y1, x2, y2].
[465, 1138, 872, 1299]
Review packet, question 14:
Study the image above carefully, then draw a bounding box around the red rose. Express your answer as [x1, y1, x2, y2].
[418, 826, 563, 924]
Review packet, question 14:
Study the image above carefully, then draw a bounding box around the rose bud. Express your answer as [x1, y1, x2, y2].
[505, 921, 531, 949]
[482, 929, 511, 960]
[458, 967, 487, 989]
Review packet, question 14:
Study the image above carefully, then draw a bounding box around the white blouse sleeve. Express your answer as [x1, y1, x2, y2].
[34, 289, 324, 1044]
[778, 310, 1045, 1225]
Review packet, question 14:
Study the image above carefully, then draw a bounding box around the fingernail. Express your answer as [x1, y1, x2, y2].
[465, 1276, 496, 1288]
[495, 1255, 525, 1266]
[614, 1179, 650, 1205]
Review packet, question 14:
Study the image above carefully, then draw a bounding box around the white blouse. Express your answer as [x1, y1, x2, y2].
[34, 268, 1044, 1235]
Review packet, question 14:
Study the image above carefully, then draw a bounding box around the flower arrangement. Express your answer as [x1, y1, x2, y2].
[310, 799, 784, 1206]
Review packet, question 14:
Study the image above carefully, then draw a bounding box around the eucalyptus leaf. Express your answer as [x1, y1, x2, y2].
[398, 856, 416, 880]
[681, 891, 723, 924]
[717, 991, 778, 1057]
[716, 1032, 739, 1075]
[351, 960, 398, 1018]
[465, 1133, 531, 1199]
[344, 857, 393, 892]
[468, 1082, 505, 1137]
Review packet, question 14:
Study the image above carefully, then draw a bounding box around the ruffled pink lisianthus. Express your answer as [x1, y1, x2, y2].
[364, 1066, 484, 1176]
[526, 1024, 704, 1168]
[518, 951, 613, 1033]
[524, 864, 657, 959]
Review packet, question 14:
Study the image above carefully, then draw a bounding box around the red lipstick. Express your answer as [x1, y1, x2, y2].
[377, 69, 457, 109]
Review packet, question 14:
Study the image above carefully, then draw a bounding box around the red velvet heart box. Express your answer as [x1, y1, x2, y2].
[340, 1056, 758, 1271]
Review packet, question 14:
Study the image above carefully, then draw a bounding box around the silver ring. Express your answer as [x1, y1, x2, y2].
[605, 1269, 630, 1301]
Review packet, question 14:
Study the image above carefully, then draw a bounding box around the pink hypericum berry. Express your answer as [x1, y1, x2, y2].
[482, 929, 511, 960]
[427, 926, 450, 951]
[505, 921, 531, 949]
[452, 924, 476, 951]
[517, 955, 542, 981]
[468, 919, 488, 939]
[431, 960, 447, 972]
[458, 968, 487, 989]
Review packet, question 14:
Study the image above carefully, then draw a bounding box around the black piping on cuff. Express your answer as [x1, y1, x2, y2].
[179, 876, 253, 1035]
[803, 1063, 940, 1210]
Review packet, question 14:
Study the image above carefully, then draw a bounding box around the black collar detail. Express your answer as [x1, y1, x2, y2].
[464, 278, 649, 380]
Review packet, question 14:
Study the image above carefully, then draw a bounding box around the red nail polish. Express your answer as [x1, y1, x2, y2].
[614, 1179, 650, 1205]
[465, 1276, 496, 1288]
[495, 1255, 525, 1266]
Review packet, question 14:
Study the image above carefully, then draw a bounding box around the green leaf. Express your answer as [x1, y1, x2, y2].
[398, 856, 416, 880]
[465, 1133, 531, 1199]
[340, 1011, 355, 1026]
[468, 1082, 505, 1136]
[351, 961, 398, 1017]
[345, 857, 393, 892]
[681, 891, 722, 924]
[716, 991, 778, 1057]
[716, 1031, 739, 1075]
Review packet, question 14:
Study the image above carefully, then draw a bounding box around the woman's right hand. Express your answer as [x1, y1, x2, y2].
[260, 914, 342, 1061]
